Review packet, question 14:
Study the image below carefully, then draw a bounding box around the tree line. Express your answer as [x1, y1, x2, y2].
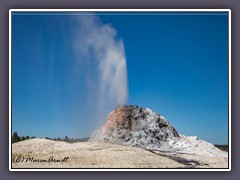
[12, 132, 35, 143]
[11, 131, 89, 144]
[214, 144, 229, 152]
[45, 136, 89, 143]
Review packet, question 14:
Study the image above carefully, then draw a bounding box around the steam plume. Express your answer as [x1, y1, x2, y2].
[72, 14, 128, 126]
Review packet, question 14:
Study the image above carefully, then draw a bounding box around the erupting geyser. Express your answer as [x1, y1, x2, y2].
[73, 14, 128, 127]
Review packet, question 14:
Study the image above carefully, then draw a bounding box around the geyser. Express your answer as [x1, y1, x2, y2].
[73, 14, 128, 128]
[89, 105, 228, 157]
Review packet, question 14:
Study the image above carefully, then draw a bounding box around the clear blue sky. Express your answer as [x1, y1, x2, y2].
[12, 11, 229, 144]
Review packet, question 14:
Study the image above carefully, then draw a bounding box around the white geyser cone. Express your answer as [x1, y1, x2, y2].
[89, 105, 227, 157]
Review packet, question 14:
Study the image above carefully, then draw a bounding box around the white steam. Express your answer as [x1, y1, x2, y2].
[72, 14, 128, 127]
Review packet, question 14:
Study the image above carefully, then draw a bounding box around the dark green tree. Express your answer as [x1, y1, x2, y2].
[12, 132, 20, 143]
[64, 136, 69, 142]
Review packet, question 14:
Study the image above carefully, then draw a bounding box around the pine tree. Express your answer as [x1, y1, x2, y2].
[12, 132, 20, 143]
[64, 136, 69, 142]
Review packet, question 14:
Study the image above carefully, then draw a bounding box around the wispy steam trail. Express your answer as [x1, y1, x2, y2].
[72, 14, 128, 126]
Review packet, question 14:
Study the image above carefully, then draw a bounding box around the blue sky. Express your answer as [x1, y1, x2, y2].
[12, 11, 229, 144]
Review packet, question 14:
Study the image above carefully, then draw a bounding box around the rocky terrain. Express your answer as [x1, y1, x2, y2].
[12, 105, 228, 169]
[89, 105, 228, 168]
[89, 105, 227, 156]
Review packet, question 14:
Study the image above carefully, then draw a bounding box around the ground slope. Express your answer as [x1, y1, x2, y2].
[12, 138, 228, 168]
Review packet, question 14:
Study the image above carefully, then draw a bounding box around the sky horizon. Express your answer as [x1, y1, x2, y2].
[11, 11, 229, 144]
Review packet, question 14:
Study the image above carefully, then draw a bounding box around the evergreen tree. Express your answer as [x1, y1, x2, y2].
[12, 132, 20, 143]
[64, 136, 69, 142]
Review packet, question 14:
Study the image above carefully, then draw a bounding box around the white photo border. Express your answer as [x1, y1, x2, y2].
[9, 9, 231, 171]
